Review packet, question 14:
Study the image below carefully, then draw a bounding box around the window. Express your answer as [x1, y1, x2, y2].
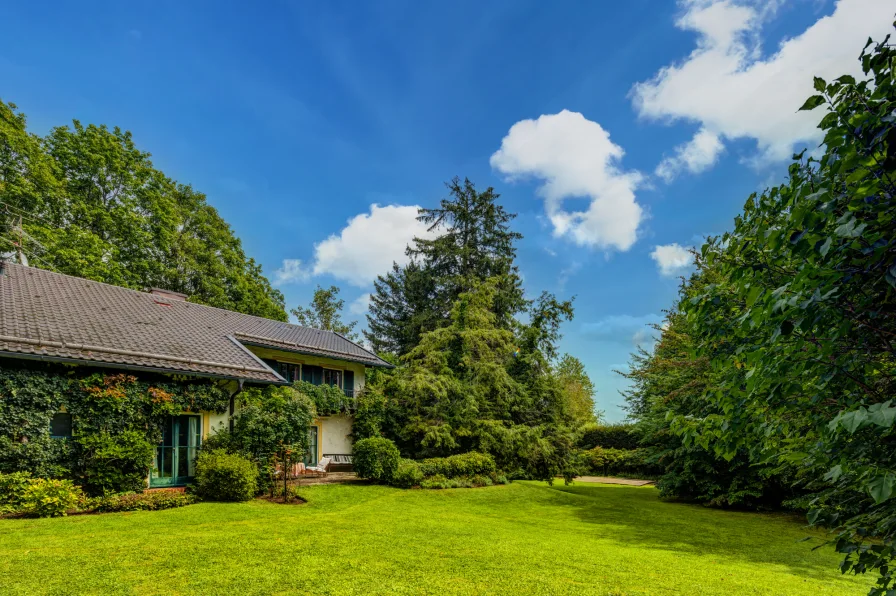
[323, 368, 342, 388]
[50, 413, 72, 439]
[304, 426, 318, 466]
[279, 363, 301, 382]
[150, 414, 201, 487]
[262, 359, 301, 382]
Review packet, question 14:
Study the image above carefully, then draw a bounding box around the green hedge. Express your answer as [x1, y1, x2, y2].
[582, 447, 658, 478]
[193, 450, 258, 502]
[77, 431, 155, 495]
[419, 452, 496, 478]
[353, 437, 401, 482]
[390, 459, 424, 488]
[578, 424, 640, 450]
[88, 490, 195, 512]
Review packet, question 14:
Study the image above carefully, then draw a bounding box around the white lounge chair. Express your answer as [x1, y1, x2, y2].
[304, 457, 332, 478]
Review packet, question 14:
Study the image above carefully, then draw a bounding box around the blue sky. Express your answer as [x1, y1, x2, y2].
[1, 0, 890, 420]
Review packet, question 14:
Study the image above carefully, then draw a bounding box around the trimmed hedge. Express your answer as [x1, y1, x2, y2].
[578, 424, 640, 450]
[88, 490, 195, 513]
[193, 450, 258, 502]
[419, 452, 496, 478]
[353, 437, 401, 483]
[582, 447, 658, 478]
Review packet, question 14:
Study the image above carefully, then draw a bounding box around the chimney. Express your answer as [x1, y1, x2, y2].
[148, 288, 189, 302]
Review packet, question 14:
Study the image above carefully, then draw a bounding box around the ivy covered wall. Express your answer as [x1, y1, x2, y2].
[0, 359, 231, 494]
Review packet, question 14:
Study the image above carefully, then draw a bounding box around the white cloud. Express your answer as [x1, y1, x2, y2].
[582, 314, 663, 345]
[633, 0, 893, 178]
[349, 293, 372, 315]
[656, 127, 725, 182]
[650, 243, 694, 276]
[490, 110, 644, 251]
[273, 259, 310, 285]
[275, 204, 437, 287]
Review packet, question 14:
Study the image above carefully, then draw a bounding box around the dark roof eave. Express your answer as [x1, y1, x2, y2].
[237, 340, 395, 368]
[0, 351, 289, 385]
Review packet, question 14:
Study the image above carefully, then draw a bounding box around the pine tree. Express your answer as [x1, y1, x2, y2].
[365, 177, 526, 355]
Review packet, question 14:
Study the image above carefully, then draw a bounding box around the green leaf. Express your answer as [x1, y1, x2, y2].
[838, 409, 868, 434]
[746, 285, 762, 307]
[834, 219, 860, 238]
[799, 95, 826, 111]
[813, 77, 827, 92]
[868, 473, 896, 505]
[868, 401, 896, 427]
[824, 464, 843, 482]
[818, 236, 832, 257]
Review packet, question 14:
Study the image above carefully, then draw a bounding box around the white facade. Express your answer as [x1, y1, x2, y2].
[317, 414, 353, 457]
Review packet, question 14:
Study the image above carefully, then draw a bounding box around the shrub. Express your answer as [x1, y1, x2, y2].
[0, 471, 33, 513]
[420, 474, 454, 489]
[77, 431, 155, 496]
[419, 452, 496, 478]
[353, 437, 401, 483]
[578, 424, 640, 450]
[219, 385, 315, 491]
[390, 459, 424, 488]
[469, 474, 493, 487]
[20, 478, 82, 517]
[88, 490, 195, 513]
[193, 450, 258, 502]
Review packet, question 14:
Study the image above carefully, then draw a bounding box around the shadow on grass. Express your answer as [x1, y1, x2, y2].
[523, 481, 847, 585]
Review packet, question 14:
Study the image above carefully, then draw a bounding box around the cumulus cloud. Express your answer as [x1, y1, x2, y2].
[490, 110, 644, 251]
[655, 127, 725, 182]
[650, 243, 694, 276]
[273, 259, 310, 285]
[275, 204, 437, 287]
[582, 314, 663, 346]
[633, 0, 893, 179]
[349, 293, 372, 315]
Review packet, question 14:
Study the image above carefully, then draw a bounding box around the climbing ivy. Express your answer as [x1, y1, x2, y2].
[0, 360, 230, 493]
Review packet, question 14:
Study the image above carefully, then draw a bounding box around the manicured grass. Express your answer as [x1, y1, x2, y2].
[0, 482, 873, 595]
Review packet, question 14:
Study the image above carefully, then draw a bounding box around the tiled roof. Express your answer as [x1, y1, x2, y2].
[0, 262, 392, 383]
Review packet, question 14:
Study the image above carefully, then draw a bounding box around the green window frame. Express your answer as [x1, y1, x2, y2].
[150, 414, 201, 487]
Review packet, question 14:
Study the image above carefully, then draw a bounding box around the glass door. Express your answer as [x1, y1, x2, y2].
[304, 426, 319, 466]
[151, 414, 201, 487]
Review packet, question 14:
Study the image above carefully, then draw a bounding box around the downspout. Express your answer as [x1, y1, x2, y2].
[229, 379, 244, 432]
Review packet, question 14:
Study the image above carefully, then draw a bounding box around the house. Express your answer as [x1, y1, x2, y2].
[0, 261, 392, 487]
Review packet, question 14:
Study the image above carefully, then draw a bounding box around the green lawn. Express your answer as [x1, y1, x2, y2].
[0, 481, 873, 595]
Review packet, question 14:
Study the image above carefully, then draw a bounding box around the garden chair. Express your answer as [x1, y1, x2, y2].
[304, 457, 332, 478]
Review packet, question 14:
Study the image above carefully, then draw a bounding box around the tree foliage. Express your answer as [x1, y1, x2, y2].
[624, 33, 896, 593]
[365, 177, 526, 354]
[291, 284, 359, 339]
[0, 101, 287, 321]
[555, 354, 598, 426]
